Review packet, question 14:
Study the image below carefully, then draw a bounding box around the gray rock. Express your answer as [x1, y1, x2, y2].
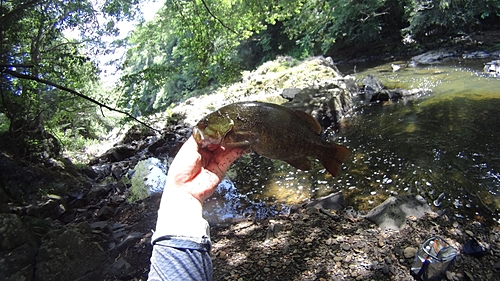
[403, 246, 418, 259]
[362, 75, 384, 93]
[35, 227, 108, 280]
[0, 214, 30, 251]
[411, 50, 457, 65]
[304, 191, 345, 211]
[97, 205, 116, 220]
[101, 145, 137, 162]
[370, 88, 431, 102]
[281, 88, 302, 100]
[484, 60, 500, 75]
[283, 86, 354, 129]
[0, 241, 37, 281]
[116, 232, 143, 251]
[266, 223, 283, 239]
[364, 195, 431, 230]
[25, 198, 66, 219]
[90, 221, 109, 230]
[361, 75, 431, 102]
[109, 257, 136, 278]
[462, 51, 491, 59]
[87, 183, 112, 199]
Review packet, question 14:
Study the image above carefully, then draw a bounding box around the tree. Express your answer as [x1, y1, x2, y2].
[117, 0, 500, 117]
[0, 0, 144, 159]
[117, 0, 303, 115]
[403, 0, 500, 46]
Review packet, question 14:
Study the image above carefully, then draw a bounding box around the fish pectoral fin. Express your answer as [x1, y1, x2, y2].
[285, 157, 313, 171]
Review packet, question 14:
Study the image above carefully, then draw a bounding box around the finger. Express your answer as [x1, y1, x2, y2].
[216, 148, 245, 173]
[167, 137, 203, 184]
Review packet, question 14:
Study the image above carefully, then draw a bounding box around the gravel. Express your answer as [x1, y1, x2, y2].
[210, 207, 500, 281]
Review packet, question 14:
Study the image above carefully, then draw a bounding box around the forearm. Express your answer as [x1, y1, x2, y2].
[151, 187, 209, 242]
[148, 187, 213, 281]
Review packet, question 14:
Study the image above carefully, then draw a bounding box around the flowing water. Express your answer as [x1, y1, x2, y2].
[203, 58, 500, 225]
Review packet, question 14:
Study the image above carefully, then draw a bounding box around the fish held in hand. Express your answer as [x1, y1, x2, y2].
[193, 101, 350, 176]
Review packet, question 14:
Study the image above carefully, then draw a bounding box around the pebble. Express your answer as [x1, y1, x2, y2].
[403, 247, 417, 259]
[342, 243, 351, 251]
[494, 261, 500, 270]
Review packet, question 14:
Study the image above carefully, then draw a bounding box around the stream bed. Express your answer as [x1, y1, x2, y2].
[203, 58, 500, 225]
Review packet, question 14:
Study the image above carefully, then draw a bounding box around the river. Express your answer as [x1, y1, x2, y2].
[203, 58, 500, 225]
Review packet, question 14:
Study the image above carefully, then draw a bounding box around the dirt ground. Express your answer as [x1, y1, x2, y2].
[108, 193, 499, 281]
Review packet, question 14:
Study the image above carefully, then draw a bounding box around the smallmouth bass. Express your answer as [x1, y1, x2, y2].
[193, 101, 350, 176]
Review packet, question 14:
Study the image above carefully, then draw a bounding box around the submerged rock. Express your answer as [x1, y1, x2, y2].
[303, 191, 345, 212]
[360, 74, 431, 102]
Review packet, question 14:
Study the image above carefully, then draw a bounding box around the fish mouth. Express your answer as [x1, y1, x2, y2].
[192, 126, 222, 148]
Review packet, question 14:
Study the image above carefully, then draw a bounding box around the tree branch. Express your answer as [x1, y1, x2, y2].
[41, 39, 92, 54]
[2, 69, 161, 133]
[1, 0, 44, 22]
[199, 0, 239, 35]
[0, 64, 35, 68]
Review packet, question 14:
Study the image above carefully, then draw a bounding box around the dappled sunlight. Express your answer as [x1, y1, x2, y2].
[205, 60, 500, 225]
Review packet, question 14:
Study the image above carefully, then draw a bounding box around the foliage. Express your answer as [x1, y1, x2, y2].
[117, 0, 303, 115]
[0, 0, 144, 160]
[2, 0, 499, 160]
[403, 0, 500, 45]
[117, 0, 498, 116]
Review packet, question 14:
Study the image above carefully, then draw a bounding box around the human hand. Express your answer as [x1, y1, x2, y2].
[165, 136, 244, 203]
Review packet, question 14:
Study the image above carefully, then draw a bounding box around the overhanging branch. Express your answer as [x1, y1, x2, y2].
[2, 69, 161, 133]
[199, 0, 239, 35]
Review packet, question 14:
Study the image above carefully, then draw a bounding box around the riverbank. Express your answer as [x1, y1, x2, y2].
[209, 206, 500, 281]
[105, 189, 500, 281]
[2, 51, 500, 281]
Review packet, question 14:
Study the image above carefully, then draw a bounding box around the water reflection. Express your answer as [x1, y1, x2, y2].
[206, 59, 500, 224]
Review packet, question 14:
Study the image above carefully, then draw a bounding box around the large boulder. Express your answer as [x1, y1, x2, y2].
[0, 214, 38, 281]
[171, 56, 358, 129]
[282, 85, 354, 129]
[35, 226, 109, 281]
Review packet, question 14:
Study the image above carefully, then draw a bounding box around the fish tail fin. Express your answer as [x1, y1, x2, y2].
[320, 144, 351, 177]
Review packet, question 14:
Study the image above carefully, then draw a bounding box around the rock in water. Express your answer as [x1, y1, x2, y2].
[304, 191, 345, 211]
[364, 195, 431, 230]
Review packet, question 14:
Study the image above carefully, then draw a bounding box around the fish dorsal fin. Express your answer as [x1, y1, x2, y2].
[293, 109, 322, 134]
